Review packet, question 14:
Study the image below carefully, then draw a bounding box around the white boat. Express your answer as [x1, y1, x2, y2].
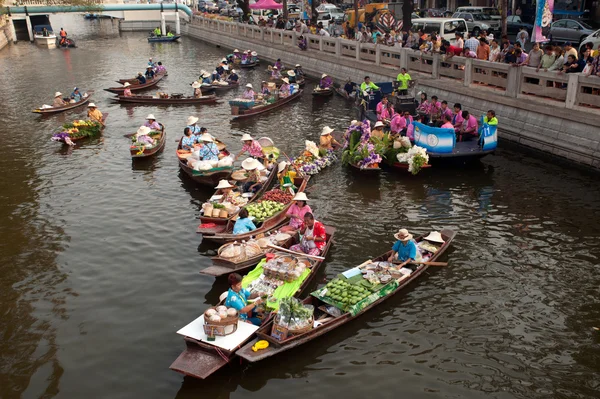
[33, 25, 56, 49]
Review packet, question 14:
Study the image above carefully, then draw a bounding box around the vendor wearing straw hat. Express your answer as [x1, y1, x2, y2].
[279, 77, 291, 98]
[287, 70, 297, 84]
[186, 116, 201, 135]
[143, 114, 161, 131]
[191, 81, 203, 98]
[277, 161, 297, 190]
[53, 92, 67, 107]
[145, 65, 155, 80]
[372, 121, 386, 140]
[134, 125, 154, 146]
[87, 103, 104, 126]
[388, 229, 420, 263]
[199, 70, 212, 84]
[319, 73, 333, 89]
[419, 231, 445, 261]
[280, 192, 312, 234]
[289, 212, 326, 256]
[235, 133, 263, 161]
[271, 65, 281, 80]
[214, 179, 237, 203]
[241, 158, 264, 193]
[197, 133, 220, 161]
[319, 126, 341, 151]
[123, 82, 133, 97]
[294, 64, 305, 78]
[242, 83, 255, 100]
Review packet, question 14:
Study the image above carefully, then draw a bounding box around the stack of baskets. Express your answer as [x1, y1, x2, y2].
[217, 241, 263, 263]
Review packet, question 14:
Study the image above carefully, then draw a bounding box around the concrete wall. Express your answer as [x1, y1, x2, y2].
[0, 18, 15, 51]
[182, 19, 600, 169]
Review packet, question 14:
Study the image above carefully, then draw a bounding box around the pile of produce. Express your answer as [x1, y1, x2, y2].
[263, 256, 308, 282]
[51, 119, 102, 142]
[261, 189, 293, 204]
[204, 305, 238, 323]
[246, 200, 286, 223]
[322, 278, 374, 308]
[292, 141, 337, 176]
[341, 120, 385, 169]
[273, 297, 314, 334]
[396, 145, 429, 175]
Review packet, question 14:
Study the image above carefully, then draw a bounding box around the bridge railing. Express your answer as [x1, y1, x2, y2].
[190, 17, 600, 112]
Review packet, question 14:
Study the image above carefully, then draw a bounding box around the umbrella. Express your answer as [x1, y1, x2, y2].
[249, 0, 283, 10]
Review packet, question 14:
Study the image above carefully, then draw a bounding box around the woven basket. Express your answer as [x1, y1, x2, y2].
[287, 316, 314, 336]
[203, 309, 239, 337]
[218, 243, 246, 263]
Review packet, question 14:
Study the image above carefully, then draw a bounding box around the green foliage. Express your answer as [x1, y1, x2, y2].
[384, 146, 409, 166]
[341, 130, 362, 166]
[62, 121, 101, 139]
[410, 154, 427, 175]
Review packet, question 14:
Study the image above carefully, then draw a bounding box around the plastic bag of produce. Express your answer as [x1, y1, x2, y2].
[191, 148, 201, 160]
[209, 160, 219, 168]
[218, 156, 233, 167]
[194, 161, 213, 171]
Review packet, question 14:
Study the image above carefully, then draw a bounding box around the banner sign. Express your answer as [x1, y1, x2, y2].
[302, 0, 311, 20]
[479, 118, 498, 152]
[533, 0, 554, 43]
[413, 122, 455, 154]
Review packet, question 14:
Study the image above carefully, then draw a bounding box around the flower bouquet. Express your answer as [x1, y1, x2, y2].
[51, 119, 102, 144]
[342, 120, 384, 169]
[396, 145, 429, 175]
[292, 141, 337, 176]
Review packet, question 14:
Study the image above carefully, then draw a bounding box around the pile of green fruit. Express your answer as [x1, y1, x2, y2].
[324, 279, 371, 307]
[246, 200, 285, 223]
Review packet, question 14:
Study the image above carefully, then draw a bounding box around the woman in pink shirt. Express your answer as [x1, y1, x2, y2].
[235, 133, 264, 161]
[376, 96, 389, 121]
[280, 192, 312, 233]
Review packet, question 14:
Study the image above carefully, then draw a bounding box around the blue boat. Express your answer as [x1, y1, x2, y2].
[148, 35, 181, 43]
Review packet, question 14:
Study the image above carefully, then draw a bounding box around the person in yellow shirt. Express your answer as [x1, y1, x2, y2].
[483, 110, 498, 126]
[87, 103, 104, 126]
[396, 68, 412, 95]
[277, 161, 297, 190]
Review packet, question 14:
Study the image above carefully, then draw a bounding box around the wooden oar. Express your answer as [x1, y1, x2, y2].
[393, 260, 448, 267]
[266, 243, 325, 261]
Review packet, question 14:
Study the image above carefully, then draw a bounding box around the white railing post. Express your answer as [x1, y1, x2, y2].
[319, 36, 324, 51]
[291, 30, 297, 46]
[400, 48, 409, 70]
[432, 53, 440, 79]
[280, 31, 284, 45]
[356, 42, 361, 61]
[260, 28, 265, 41]
[335, 38, 341, 57]
[463, 58, 473, 87]
[506, 65, 521, 97]
[565, 74, 579, 109]
[375, 45, 381, 66]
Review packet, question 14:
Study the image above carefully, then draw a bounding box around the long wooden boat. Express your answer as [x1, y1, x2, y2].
[231, 90, 303, 120]
[334, 86, 353, 100]
[130, 124, 166, 159]
[389, 162, 432, 173]
[33, 91, 94, 114]
[117, 72, 167, 84]
[236, 228, 456, 363]
[170, 226, 336, 379]
[197, 165, 279, 228]
[199, 223, 297, 277]
[115, 94, 218, 105]
[210, 81, 239, 91]
[104, 75, 164, 94]
[239, 60, 260, 69]
[312, 87, 334, 97]
[198, 177, 309, 245]
[177, 140, 233, 187]
[148, 35, 180, 42]
[52, 113, 108, 145]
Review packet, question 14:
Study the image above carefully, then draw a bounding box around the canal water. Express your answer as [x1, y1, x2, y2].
[1, 15, 599, 399]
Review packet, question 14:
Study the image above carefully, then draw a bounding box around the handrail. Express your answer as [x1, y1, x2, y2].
[2, 3, 193, 16]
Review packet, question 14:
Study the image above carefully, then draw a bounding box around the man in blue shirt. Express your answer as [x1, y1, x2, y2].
[388, 229, 420, 263]
[145, 66, 155, 80]
[228, 69, 239, 83]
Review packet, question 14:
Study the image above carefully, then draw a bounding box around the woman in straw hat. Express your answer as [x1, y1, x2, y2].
[235, 134, 263, 161]
[123, 82, 133, 97]
[319, 73, 333, 89]
[371, 121, 386, 140]
[87, 103, 104, 126]
[134, 125, 154, 146]
[241, 83, 255, 100]
[287, 70, 297, 84]
[181, 128, 195, 151]
[199, 70, 212, 84]
[143, 114, 161, 131]
[319, 126, 341, 151]
[387, 229, 421, 263]
[186, 116, 201, 137]
[191, 81, 203, 98]
[214, 179, 237, 203]
[280, 192, 312, 233]
[241, 158, 264, 193]
[277, 161, 297, 190]
[289, 212, 326, 256]
[197, 133, 220, 161]
[279, 78, 291, 98]
[419, 231, 445, 261]
[53, 92, 67, 107]
[271, 65, 282, 80]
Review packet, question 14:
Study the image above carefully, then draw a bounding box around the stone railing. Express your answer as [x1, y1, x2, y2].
[191, 17, 600, 112]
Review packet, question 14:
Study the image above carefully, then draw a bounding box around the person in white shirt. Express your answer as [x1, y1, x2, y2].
[318, 26, 330, 37]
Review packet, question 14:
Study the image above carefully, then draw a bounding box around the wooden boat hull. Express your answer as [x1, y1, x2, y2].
[117, 73, 168, 84]
[177, 140, 233, 187]
[312, 87, 334, 97]
[33, 91, 94, 114]
[210, 82, 239, 91]
[54, 113, 108, 145]
[349, 162, 381, 172]
[104, 75, 164, 94]
[236, 229, 456, 362]
[389, 162, 432, 172]
[231, 90, 303, 120]
[334, 87, 353, 100]
[239, 61, 259, 69]
[171, 226, 335, 379]
[116, 94, 217, 105]
[148, 35, 180, 42]
[199, 178, 309, 245]
[130, 125, 166, 159]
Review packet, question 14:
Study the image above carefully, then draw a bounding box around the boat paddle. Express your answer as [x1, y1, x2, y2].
[393, 260, 448, 267]
[266, 243, 325, 261]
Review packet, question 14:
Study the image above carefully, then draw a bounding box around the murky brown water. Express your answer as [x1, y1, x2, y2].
[1, 14, 600, 399]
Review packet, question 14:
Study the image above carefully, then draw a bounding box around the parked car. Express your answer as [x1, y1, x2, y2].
[203, 1, 219, 13]
[579, 29, 600, 53]
[455, 6, 500, 21]
[506, 15, 534, 35]
[410, 18, 468, 44]
[452, 12, 500, 36]
[316, 4, 345, 21]
[219, 5, 241, 18]
[550, 19, 595, 44]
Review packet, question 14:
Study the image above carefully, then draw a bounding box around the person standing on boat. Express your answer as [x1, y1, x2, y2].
[87, 103, 104, 126]
[396, 68, 411, 95]
[143, 114, 161, 131]
[458, 110, 479, 141]
[241, 83, 255, 100]
[59, 28, 67, 45]
[319, 73, 333, 89]
[236, 134, 263, 161]
[70, 87, 82, 102]
[319, 126, 341, 151]
[279, 78, 291, 98]
[289, 213, 327, 256]
[197, 134, 220, 161]
[227, 69, 239, 83]
[123, 82, 132, 97]
[191, 82, 203, 98]
[225, 273, 262, 326]
[388, 229, 420, 263]
[53, 92, 67, 107]
[145, 66, 155, 80]
[281, 192, 312, 234]
[136, 72, 146, 85]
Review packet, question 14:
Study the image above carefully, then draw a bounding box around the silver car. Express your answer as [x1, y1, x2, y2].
[550, 19, 595, 44]
[452, 12, 500, 36]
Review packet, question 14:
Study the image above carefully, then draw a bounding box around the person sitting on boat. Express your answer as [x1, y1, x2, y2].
[87, 103, 104, 126]
[407, 114, 422, 142]
[343, 80, 356, 98]
[123, 82, 133, 97]
[70, 87, 82, 102]
[419, 231, 445, 261]
[294, 64, 305, 78]
[274, 58, 284, 70]
[181, 127, 196, 151]
[134, 126, 155, 146]
[440, 101, 453, 123]
[280, 192, 312, 234]
[227, 69, 239, 83]
[192, 81, 203, 98]
[153, 27, 161, 37]
[241, 158, 264, 193]
[289, 213, 327, 256]
[197, 133, 220, 161]
[214, 179, 237, 203]
[166, 31, 174, 38]
[211, 70, 221, 82]
[287, 70, 297, 84]
[484, 110, 498, 126]
[319, 126, 341, 151]
[59, 27, 67, 45]
[458, 110, 479, 141]
[452, 103, 464, 133]
[241, 51, 249, 63]
[271, 66, 282, 80]
[376, 96, 389, 121]
[298, 35, 307, 50]
[416, 92, 430, 116]
[260, 81, 271, 97]
[199, 70, 212, 84]
[155, 62, 166, 74]
[371, 121, 386, 140]
[148, 58, 156, 69]
[390, 112, 405, 137]
[319, 73, 333, 90]
[53, 92, 67, 107]
[440, 114, 454, 129]
[236, 134, 263, 161]
[224, 272, 262, 326]
[277, 161, 297, 190]
[387, 228, 421, 263]
[143, 114, 161, 131]
[360, 76, 379, 99]
[136, 72, 146, 85]
[250, 51, 258, 63]
[279, 78, 291, 98]
[216, 60, 226, 76]
[145, 66, 155, 80]
[396, 68, 411, 95]
[241, 83, 255, 100]
[233, 49, 241, 60]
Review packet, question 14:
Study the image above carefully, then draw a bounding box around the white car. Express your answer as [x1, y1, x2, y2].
[579, 28, 600, 53]
[316, 4, 344, 21]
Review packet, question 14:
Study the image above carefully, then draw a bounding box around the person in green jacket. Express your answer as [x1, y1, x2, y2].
[360, 76, 379, 94]
[153, 27, 161, 37]
[484, 110, 498, 126]
[396, 68, 412, 95]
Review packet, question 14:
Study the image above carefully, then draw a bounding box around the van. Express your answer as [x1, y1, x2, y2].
[410, 18, 468, 43]
[455, 7, 500, 20]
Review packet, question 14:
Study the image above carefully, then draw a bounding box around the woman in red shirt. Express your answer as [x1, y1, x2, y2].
[289, 213, 326, 256]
